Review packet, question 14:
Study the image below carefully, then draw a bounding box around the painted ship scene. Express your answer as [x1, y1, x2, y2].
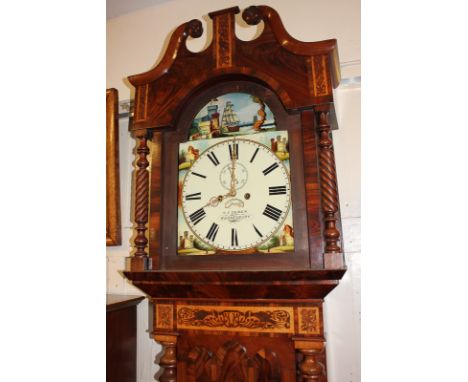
[188, 92, 277, 141]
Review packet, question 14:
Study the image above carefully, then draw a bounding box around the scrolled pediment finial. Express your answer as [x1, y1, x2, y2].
[242, 5, 262, 25]
[186, 19, 203, 38]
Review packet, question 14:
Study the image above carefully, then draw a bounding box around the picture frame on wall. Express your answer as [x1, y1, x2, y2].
[106, 88, 121, 246]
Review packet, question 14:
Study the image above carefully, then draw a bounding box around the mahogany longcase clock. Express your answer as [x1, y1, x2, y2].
[124, 5, 346, 382]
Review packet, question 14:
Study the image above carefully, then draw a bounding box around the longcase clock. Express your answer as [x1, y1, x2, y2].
[124, 5, 346, 382]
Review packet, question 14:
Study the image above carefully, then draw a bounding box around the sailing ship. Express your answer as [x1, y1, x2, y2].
[220, 101, 240, 133]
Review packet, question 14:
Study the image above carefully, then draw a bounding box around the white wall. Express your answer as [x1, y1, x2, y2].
[106, 1, 360, 381]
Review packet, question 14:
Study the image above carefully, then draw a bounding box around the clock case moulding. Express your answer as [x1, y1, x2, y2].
[123, 7, 347, 380]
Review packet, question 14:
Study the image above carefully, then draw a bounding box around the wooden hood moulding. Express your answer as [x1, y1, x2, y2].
[127, 5, 341, 135]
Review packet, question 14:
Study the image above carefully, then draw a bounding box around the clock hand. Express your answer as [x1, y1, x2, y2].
[229, 141, 237, 197]
[203, 192, 234, 208]
[203, 195, 223, 208]
[203, 142, 238, 207]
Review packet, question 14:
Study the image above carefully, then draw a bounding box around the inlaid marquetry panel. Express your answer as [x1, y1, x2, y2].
[309, 55, 330, 97]
[156, 304, 174, 330]
[214, 14, 233, 68]
[176, 304, 295, 334]
[297, 307, 321, 335]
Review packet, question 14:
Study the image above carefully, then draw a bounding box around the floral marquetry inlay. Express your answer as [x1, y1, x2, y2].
[297, 307, 321, 335]
[214, 13, 233, 68]
[156, 304, 174, 330]
[309, 55, 330, 97]
[176, 305, 295, 334]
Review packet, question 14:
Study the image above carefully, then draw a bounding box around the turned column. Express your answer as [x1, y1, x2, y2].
[294, 340, 325, 382]
[131, 130, 150, 271]
[315, 105, 343, 268]
[154, 334, 178, 382]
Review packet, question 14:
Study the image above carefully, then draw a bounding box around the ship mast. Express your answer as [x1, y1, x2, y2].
[221, 101, 240, 132]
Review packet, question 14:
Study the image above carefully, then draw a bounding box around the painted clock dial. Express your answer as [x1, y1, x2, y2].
[177, 92, 295, 256]
[181, 138, 291, 251]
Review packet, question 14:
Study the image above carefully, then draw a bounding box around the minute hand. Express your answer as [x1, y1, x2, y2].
[229, 144, 237, 197]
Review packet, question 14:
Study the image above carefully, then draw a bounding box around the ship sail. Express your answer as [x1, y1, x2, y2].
[220, 101, 240, 132]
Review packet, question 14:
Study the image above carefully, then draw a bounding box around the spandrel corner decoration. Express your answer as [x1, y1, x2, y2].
[123, 5, 346, 381]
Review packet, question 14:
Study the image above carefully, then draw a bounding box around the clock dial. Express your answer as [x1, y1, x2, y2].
[181, 138, 291, 251]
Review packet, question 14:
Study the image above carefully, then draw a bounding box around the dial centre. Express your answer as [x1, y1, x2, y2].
[219, 162, 248, 191]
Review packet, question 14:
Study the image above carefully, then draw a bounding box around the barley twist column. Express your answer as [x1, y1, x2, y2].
[316, 108, 341, 255]
[132, 132, 150, 271]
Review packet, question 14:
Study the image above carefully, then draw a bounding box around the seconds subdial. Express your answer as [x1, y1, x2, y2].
[219, 162, 248, 191]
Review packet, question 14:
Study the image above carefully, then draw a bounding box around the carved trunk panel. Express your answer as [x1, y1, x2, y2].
[177, 335, 295, 382]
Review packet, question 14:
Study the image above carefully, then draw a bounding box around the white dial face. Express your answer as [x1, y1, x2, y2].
[181, 138, 291, 251]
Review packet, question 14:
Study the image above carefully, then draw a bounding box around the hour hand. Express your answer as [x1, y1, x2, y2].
[204, 195, 223, 208]
[229, 163, 237, 196]
[204, 189, 237, 207]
